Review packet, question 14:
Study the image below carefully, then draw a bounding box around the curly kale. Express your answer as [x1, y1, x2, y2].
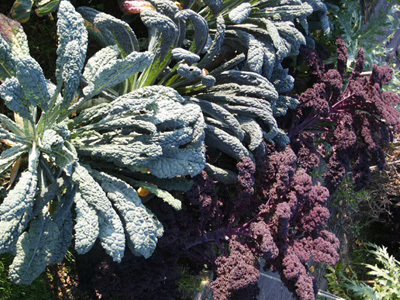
[291, 39, 400, 191]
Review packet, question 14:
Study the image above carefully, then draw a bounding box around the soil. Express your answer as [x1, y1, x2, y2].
[0, 0, 14, 15]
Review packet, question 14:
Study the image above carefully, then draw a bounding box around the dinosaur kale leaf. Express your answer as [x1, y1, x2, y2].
[0, 0, 206, 284]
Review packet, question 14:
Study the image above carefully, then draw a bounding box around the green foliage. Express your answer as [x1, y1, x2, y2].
[177, 267, 213, 300]
[329, 244, 400, 300]
[0, 254, 53, 300]
[11, 0, 60, 23]
[0, 0, 206, 284]
[329, 176, 373, 237]
[326, 0, 399, 67]
[325, 262, 364, 300]
[323, 0, 400, 91]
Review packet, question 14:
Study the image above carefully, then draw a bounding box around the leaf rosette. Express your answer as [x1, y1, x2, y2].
[0, 0, 205, 284]
[77, 0, 329, 184]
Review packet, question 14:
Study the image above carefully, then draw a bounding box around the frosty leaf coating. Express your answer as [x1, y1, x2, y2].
[72, 164, 125, 262]
[8, 215, 60, 284]
[15, 55, 50, 111]
[0, 171, 37, 254]
[74, 191, 99, 254]
[90, 170, 163, 258]
[229, 3, 252, 24]
[82, 51, 154, 98]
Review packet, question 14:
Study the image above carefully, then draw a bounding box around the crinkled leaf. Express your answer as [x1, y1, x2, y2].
[177, 63, 201, 81]
[0, 171, 37, 254]
[56, 0, 88, 87]
[193, 98, 244, 141]
[198, 15, 225, 68]
[275, 21, 306, 53]
[15, 55, 50, 111]
[204, 163, 238, 185]
[203, 0, 222, 15]
[236, 31, 264, 74]
[222, 104, 279, 141]
[148, 0, 179, 19]
[8, 215, 59, 284]
[229, 3, 252, 24]
[273, 129, 290, 147]
[215, 70, 278, 101]
[51, 210, 73, 263]
[74, 191, 99, 254]
[82, 51, 153, 98]
[77, 7, 139, 55]
[205, 125, 250, 161]
[261, 3, 313, 19]
[139, 10, 177, 86]
[270, 64, 294, 93]
[40, 130, 78, 170]
[140, 146, 205, 179]
[273, 95, 299, 117]
[175, 9, 208, 54]
[83, 45, 120, 84]
[141, 10, 178, 61]
[72, 164, 125, 262]
[0, 37, 15, 80]
[171, 48, 200, 64]
[0, 78, 31, 120]
[77, 142, 163, 173]
[60, 40, 86, 107]
[80, 117, 157, 135]
[237, 115, 264, 151]
[201, 74, 216, 88]
[0, 13, 29, 56]
[90, 170, 163, 258]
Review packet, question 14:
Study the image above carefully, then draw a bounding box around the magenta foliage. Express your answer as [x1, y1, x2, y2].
[191, 146, 339, 300]
[211, 237, 260, 300]
[254, 147, 339, 300]
[291, 39, 400, 191]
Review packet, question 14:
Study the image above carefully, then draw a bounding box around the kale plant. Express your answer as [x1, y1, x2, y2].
[0, 0, 205, 284]
[10, 0, 61, 23]
[291, 39, 400, 192]
[81, 0, 331, 179]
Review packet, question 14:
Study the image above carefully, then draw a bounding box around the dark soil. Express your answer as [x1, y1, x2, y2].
[0, 0, 14, 15]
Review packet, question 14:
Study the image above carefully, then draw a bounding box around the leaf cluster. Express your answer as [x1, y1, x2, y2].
[0, 0, 206, 284]
[10, 0, 60, 23]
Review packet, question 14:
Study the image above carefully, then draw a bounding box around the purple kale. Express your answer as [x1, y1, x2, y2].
[310, 230, 340, 265]
[186, 170, 224, 230]
[250, 220, 279, 259]
[370, 64, 394, 87]
[292, 41, 400, 192]
[295, 274, 316, 300]
[282, 252, 307, 280]
[211, 237, 260, 300]
[235, 156, 257, 211]
[350, 48, 365, 80]
[336, 38, 348, 78]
